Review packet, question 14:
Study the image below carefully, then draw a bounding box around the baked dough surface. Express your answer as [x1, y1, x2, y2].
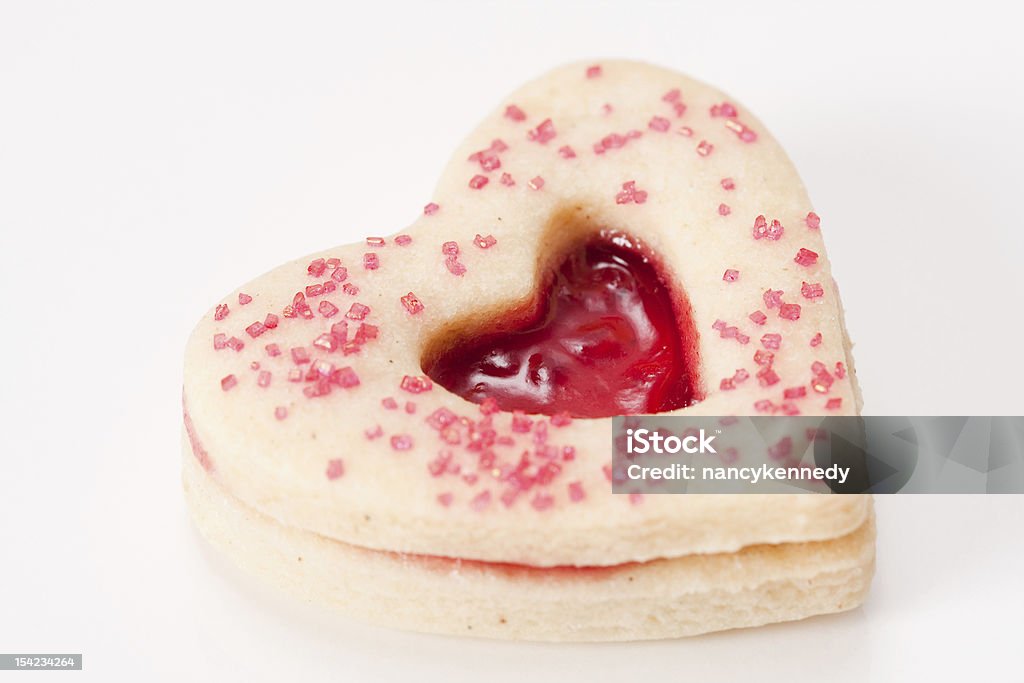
[184, 442, 875, 641]
[183, 60, 865, 568]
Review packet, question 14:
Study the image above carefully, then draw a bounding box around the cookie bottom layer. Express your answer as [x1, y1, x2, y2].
[182, 442, 875, 642]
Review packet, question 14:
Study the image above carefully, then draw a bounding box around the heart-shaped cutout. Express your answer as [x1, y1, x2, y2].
[425, 231, 699, 417]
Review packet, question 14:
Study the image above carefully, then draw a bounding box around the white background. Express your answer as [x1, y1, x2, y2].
[2, 1, 1023, 680]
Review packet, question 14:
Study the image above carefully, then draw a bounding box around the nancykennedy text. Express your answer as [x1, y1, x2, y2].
[625, 462, 851, 485]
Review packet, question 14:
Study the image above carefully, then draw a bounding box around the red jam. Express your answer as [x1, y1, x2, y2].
[426, 235, 699, 417]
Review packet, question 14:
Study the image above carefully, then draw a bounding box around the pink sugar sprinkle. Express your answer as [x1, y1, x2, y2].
[754, 349, 774, 366]
[400, 292, 424, 315]
[586, 65, 602, 78]
[405, 401, 416, 415]
[527, 118, 557, 144]
[470, 490, 492, 511]
[263, 313, 279, 330]
[528, 176, 545, 190]
[480, 397, 500, 415]
[718, 203, 731, 216]
[313, 333, 338, 352]
[615, 180, 648, 205]
[811, 370, 834, 394]
[214, 304, 229, 321]
[441, 242, 459, 259]
[325, 459, 344, 480]
[469, 174, 489, 189]
[423, 202, 439, 216]
[225, 336, 244, 352]
[477, 153, 501, 172]
[382, 397, 398, 410]
[511, 411, 533, 433]
[342, 283, 358, 296]
[394, 235, 412, 246]
[723, 269, 740, 282]
[291, 347, 310, 364]
[274, 406, 288, 420]
[551, 412, 572, 427]
[220, 374, 237, 391]
[213, 333, 226, 350]
[504, 105, 526, 121]
[721, 178, 736, 191]
[795, 248, 819, 267]
[238, 292, 252, 305]
[662, 88, 680, 102]
[266, 343, 281, 357]
[757, 367, 780, 387]
[630, 493, 644, 506]
[558, 145, 577, 159]
[763, 289, 785, 309]
[720, 377, 736, 391]
[346, 303, 370, 320]
[649, 116, 671, 132]
[400, 375, 432, 394]
[734, 368, 750, 383]
[755, 399, 774, 413]
[445, 257, 466, 276]
[761, 333, 782, 350]
[363, 425, 383, 440]
[426, 407, 458, 431]
[363, 253, 379, 270]
[327, 268, 347, 284]
[826, 398, 843, 410]
[322, 281, 337, 295]
[531, 493, 554, 511]
[710, 102, 738, 118]
[257, 370, 271, 388]
[310, 359, 333, 379]
[784, 386, 807, 400]
[806, 212, 821, 229]
[500, 172, 515, 186]
[801, 281, 824, 299]
[780, 402, 801, 416]
[752, 216, 785, 241]
[677, 126, 693, 136]
[835, 362, 847, 379]
[318, 300, 339, 318]
[366, 237, 386, 248]
[696, 140, 714, 157]
[768, 437, 793, 461]
[568, 481, 585, 502]
[437, 492, 453, 507]
[332, 367, 360, 388]
[749, 311, 768, 325]
[810, 332, 823, 347]
[307, 258, 326, 277]
[724, 119, 758, 142]
[305, 283, 324, 298]
[474, 234, 497, 249]
[779, 303, 802, 320]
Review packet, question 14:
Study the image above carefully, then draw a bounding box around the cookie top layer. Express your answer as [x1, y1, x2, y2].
[183, 60, 865, 567]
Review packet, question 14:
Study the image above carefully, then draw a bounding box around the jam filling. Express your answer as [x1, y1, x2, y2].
[426, 234, 699, 417]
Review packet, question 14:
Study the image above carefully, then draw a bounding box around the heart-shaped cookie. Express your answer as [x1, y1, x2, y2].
[183, 60, 873, 640]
